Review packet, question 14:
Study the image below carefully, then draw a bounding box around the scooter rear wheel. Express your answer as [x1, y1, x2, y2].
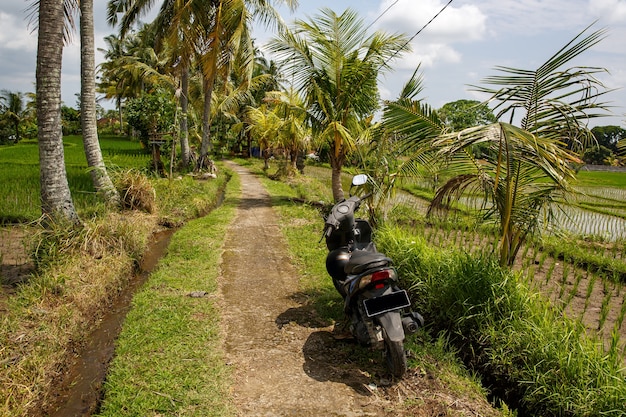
[383, 337, 407, 378]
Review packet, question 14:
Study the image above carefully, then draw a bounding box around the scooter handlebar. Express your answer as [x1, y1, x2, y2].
[359, 192, 373, 202]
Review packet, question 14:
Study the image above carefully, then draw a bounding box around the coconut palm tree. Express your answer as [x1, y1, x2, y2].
[383, 24, 612, 266]
[0, 90, 25, 142]
[108, 0, 197, 167]
[268, 8, 410, 202]
[107, 0, 297, 170]
[98, 33, 134, 128]
[245, 104, 281, 170]
[80, 0, 120, 207]
[35, 0, 80, 223]
[264, 89, 309, 174]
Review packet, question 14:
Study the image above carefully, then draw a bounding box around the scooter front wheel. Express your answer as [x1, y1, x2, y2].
[383, 336, 407, 378]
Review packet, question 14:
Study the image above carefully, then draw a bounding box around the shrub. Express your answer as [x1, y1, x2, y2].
[377, 228, 626, 416]
[115, 170, 156, 214]
[125, 89, 176, 148]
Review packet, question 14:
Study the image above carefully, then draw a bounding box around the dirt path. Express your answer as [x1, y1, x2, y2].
[219, 163, 387, 416]
[217, 164, 498, 417]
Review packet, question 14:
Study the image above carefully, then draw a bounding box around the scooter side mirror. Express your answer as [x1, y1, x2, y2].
[352, 174, 368, 186]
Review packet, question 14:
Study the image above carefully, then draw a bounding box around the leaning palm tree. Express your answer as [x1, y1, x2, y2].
[384, 24, 612, 266]
[268, 8, 410, 202]
[80, 0, 120, 207]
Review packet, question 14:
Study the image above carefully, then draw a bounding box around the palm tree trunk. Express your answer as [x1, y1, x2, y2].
[179, 64, 191, 167]
[36, 0, 79, 223]
[117, 96, 123, 133]
[330, 153, 345, 202]
[13, 119, 20, 142]
[80, 0, 120, 207]
[198, 77, 214, 170]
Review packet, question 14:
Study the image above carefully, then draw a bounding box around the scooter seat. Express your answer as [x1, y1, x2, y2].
[344, 250, 392, 275]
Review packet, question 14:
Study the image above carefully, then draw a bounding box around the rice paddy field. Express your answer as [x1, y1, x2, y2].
[0, 135, 151, 278]
[0, 135, 150, 223]
[396, 170, 626, 359]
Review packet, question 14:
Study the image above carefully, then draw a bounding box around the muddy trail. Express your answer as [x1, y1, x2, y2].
[218, 163, 496, 417]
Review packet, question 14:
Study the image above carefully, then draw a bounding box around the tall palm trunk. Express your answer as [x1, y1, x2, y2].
[179, 64, 191, 167]
[80, 0, 120, 207]
[36, 0, 79, 223]
[197, 76, 214, 170]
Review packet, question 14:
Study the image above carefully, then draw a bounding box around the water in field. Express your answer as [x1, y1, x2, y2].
[545, 187, 626, 240]
[396, 185, 626, 242]
[545, 204, 626, 240]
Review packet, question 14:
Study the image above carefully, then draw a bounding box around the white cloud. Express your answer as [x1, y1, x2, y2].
[588, 0, 626, 22]
[375, 0, 486, 42]
[396, 43, 461, 69]
[0, 11, 37, 52]
[372, 0, 486, 69]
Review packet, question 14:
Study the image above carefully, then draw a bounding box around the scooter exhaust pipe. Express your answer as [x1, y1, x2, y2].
[402, 312, 424, 335]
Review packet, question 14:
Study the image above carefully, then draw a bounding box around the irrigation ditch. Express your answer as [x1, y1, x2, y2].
[44, 180, 232, 416]
[46, 228, 176, 417]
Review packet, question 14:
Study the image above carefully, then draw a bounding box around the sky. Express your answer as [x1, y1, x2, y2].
[1, 0, 625, 127]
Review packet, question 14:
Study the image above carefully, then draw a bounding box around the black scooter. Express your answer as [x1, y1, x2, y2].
[322, 174, 423, 378]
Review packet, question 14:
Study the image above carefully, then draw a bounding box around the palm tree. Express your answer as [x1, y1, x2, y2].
[35, 0, 80, 223]
[245, 104, 281, 170]
[80, 0, 120, 207]
[98, 33, 133, 128]
[383, 24, 611, 266]
[0, 90, 25, 142]
[264, 89, 309, 174]
[107, 0, 297, 171]
[268, 8, 410, 202]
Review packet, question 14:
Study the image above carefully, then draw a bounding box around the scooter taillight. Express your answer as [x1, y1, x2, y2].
[371, 269, 394, 282]
[358, 268, 397, 290]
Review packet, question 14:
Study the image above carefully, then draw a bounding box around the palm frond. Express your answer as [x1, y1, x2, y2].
[471, 23, 611, 150]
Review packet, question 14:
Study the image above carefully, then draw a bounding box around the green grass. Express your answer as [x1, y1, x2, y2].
[95, 169, 240, 417]
[376, 228, 626, 416]
[575, 170, 626, 188]
[0, 135, 151, 223]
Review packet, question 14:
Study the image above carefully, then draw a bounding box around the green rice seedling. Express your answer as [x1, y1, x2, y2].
[607, 325, 622, 366]
[563, 270, 584, 310]
[545, 258, 557, 286]
[598, 280, 614, 331]
[557, 257, 575, 304]
[452, 228, 459, 247]
[615, 292, 626, 331]
[582, 273, 598, 316]
[537, 251, 548, 271]
[520, 244, 532, 269]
